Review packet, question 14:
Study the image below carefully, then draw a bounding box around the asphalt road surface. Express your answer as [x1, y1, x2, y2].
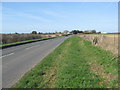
[2, 36, 71, 88]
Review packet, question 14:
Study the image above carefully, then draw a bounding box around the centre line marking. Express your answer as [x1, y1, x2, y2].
[25, 45, 40, 50]
[0, 53, 14, 58]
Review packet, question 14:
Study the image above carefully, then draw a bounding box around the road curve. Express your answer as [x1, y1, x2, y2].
[2, 36, 71, 88]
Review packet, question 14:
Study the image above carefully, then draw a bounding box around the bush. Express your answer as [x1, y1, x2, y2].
[32, 31, 37, 34]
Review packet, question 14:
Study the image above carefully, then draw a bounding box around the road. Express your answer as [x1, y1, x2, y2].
[2, 36, 71, 88]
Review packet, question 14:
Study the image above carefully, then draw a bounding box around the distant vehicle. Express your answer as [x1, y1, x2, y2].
[65, 34, 68, 36]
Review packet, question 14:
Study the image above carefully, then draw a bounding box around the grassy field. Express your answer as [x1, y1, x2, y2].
[13, 36, 118, 88]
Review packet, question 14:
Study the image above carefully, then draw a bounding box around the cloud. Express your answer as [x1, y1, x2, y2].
[2, 5, 67, 23]
[42, 10, 66, 18]
[2, 7, 51, 22]
[16, 12, 51, 22]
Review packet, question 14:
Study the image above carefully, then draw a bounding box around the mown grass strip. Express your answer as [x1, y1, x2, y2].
[0, 37, 56, 47]
[13, 36, 118, 88]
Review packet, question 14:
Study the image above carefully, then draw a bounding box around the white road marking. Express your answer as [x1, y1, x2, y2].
[25, 47, 32, 50]
[25, 45, 40, 50]
[0, 53, 14, 58]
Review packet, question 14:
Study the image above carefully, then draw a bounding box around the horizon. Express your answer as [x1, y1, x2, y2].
[1, 2, 118, 33]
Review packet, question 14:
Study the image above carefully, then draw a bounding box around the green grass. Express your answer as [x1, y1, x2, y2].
[1, 37, 56, 47]
[13, 36, 118, 88]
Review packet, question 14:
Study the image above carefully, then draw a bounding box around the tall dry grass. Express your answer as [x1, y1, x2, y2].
[77, 34, 119, 55]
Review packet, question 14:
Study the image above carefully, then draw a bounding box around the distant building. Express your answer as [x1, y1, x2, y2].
[63, 30, 70, 34]
[102, 32, 107, 34]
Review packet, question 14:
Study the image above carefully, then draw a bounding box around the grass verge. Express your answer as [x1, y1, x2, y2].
[13, 36, 118, 88]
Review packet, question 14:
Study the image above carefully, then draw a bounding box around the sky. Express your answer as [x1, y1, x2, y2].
[1, 2, 118, 33]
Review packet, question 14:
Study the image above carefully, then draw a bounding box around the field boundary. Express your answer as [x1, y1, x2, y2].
[1, 37, 58, 49]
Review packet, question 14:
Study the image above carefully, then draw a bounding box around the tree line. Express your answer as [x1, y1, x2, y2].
[70, 30, 101, 34]
[13, 30, 101, 35]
